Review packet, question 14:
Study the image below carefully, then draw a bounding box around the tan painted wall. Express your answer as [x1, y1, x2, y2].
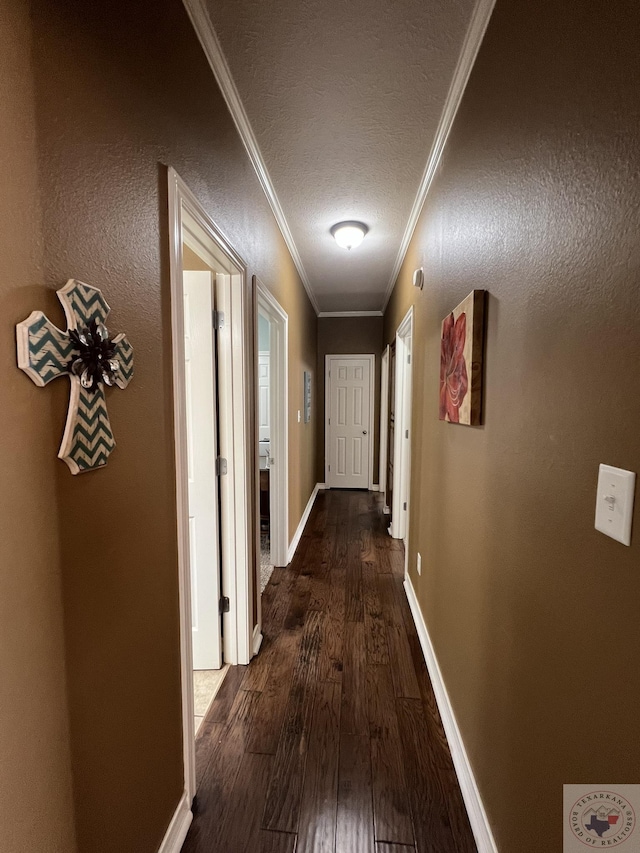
[383, 1, 640, 850]
[2, 0, 318, 850]
[182, 244, 211, 272]
[0, 1, 77, 851]
[316, 317, 383, 484]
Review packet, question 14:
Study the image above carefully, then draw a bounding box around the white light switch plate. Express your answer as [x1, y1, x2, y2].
[595, 464, 635, 546]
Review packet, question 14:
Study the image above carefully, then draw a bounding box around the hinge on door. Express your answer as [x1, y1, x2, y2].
[328, 417, 331, 425]
[328, 464, 331, 472]
[216, 456, 228, 476]
[219, 596, 230, 614]
[405, 429, 409, 439]
[403, 501, 407, 511]
[212, 309, 225, 330]
[407, 353, 411, 364]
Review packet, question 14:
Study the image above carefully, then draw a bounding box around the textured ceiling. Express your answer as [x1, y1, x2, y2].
[204, 0, 478, 312]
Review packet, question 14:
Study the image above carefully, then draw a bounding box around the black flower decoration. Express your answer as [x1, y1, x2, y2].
[68, 319, 120, 392]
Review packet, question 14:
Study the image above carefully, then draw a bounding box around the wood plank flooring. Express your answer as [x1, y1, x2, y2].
[182, 490, 476, 853]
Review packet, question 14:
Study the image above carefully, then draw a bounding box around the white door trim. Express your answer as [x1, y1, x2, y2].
[256, 281, 289, 574]
[168, 167, 252, 805]
[379, 344, 390, 502]
[157, 790, 192, 853]
[325, 354, 375, 490]
[403, 576, 499, 852]
[390, 307, 414, 555]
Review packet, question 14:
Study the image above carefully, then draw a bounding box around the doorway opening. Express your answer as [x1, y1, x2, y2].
[389, 307, 414, 570]
[168, 168, 252, 806]
[255, 282, 288, 617]
[379, 344, 390, 511]
[257, 309, 272, 589]
[181, 250, 230, 736]
[385, 341, 396, 516]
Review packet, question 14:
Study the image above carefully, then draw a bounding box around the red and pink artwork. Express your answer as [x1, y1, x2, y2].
[439, 290, 486, 426]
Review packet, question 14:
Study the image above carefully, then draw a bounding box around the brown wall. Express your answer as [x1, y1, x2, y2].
[0, 1, 77, 851]
[316, 317, 383, 484]
[3, 0, 317, 850]
[383, 1, 640, 850]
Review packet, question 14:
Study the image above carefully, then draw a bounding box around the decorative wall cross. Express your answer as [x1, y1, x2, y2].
[16, 279, 134, 474]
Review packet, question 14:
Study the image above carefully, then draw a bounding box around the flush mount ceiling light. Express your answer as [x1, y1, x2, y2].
[330, 221, 368, 250]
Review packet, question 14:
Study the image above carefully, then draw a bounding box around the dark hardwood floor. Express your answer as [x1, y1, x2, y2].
[183, 490, 476, 853]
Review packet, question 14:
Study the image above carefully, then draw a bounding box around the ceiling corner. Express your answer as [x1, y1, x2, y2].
[181, 0, 320, 316]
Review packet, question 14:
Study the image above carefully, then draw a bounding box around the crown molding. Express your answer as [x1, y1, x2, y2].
[182, 0, 320, 315]
[318, 311, 384, 318]
[381, 0, 497, 312]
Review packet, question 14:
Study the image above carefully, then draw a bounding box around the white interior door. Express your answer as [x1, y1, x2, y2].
[379, 345, 389, 498]
[258, 352, 270, 443]
[399, 331, 412, 543]
[327, 356, 372, 489]
[390, 308, 414, 542]
[183, 270, 222, 670]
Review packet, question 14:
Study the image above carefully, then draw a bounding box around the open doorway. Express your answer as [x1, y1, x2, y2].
[389, 307, 414, 569]
[255, 281, 288, 615]
[168, 168, 252, 806]
[181, 248, 230, 735]
[379, 344, 390, 509]
[257, 309, 272, 590]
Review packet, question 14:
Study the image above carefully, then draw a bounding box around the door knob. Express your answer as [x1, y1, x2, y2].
[362, 430, 368, 435]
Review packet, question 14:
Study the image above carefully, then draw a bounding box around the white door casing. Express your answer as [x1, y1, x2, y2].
[326, 355, 374, 489]
[168, 167, 252, 805]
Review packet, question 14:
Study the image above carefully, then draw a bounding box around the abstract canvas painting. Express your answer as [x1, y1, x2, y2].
[439, 289, 486, 425]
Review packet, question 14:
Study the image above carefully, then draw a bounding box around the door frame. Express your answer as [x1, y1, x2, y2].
[390, 307, 414, 562]
[324, 353, 376, 490]
[379, 344, 390, 506]
[255, 282, 289, 608]
[168, 167, 252, 804]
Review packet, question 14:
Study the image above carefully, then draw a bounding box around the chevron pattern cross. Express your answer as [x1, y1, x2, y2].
[16, 279, 134, 474]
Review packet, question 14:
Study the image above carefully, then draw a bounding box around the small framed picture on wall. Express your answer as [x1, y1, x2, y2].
[304, 370, 311, 423]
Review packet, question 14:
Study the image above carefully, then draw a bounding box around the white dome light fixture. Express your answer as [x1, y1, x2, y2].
[331, 220, 368, 250]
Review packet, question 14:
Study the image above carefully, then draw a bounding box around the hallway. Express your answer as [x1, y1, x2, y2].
[183, 490, 476, 853]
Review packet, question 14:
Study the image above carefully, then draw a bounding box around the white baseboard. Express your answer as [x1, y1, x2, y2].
[157, 790, 192, 853]
[370, 483, 380, 492]
[383, 504, 390, 514]
[287, 483, 324, 563]
[252, 624, 263, 655]
[403, 576, 499, 853]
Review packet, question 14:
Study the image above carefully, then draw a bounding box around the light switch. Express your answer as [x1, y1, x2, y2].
[595, 464, 635, 546]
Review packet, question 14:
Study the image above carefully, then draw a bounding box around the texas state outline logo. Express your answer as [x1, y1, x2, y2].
[564, 786, 639, 850]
